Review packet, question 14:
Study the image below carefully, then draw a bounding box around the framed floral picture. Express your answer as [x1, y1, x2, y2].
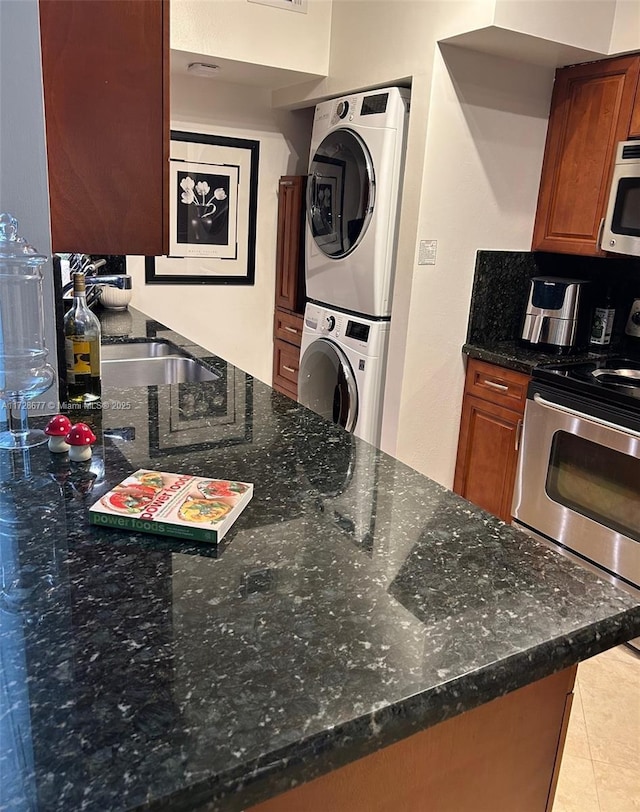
[170, 161, 239, 258]
[146, 131, 259, 285]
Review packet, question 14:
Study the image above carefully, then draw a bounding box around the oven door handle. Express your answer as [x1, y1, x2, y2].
[532, 393, 640, 439]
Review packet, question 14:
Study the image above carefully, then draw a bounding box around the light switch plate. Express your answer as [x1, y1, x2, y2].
[418, 240, 437, 265]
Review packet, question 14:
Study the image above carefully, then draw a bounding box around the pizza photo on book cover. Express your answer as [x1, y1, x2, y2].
[89, 469, 253, 545]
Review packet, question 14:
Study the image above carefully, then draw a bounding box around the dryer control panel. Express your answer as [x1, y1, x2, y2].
[311, 86, 410, 133]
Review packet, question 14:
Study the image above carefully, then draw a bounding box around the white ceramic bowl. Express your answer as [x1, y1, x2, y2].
[99, 285, 132, 310]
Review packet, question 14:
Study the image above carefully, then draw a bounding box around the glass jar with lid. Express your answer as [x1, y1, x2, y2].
[0, 212, 55, 448]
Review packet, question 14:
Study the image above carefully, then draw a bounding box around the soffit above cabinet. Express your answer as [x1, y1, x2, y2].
[171, 49, 326, 92]
[440, 27, 614, 69]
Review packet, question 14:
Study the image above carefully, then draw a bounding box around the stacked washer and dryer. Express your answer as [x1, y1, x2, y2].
[297, 87, 410, 447]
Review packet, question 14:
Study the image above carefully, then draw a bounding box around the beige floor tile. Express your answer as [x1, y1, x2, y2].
[597, 644, 640, 666]
[564, 685, 592, 760]
[587, 729, 639, 770]
[555, 647, 639, 811]
[579, 655, 640, 769]
[552, 754, 600, 812]
[593, 760, 640, 812]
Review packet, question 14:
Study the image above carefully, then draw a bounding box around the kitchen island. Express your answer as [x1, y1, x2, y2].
[1, 308, 638, 812]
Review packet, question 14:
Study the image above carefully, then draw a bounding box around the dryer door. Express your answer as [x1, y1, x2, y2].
[307, 129, 375, 259]
[298, 338, 358, 432]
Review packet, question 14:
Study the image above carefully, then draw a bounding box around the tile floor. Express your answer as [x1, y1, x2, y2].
[553, 643, 640, 812]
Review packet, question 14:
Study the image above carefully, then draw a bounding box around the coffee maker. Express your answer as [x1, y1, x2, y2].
[521, 277, 591, 353]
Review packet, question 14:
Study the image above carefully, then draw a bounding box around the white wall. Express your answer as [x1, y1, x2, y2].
[0, 0, 57, 410]
[128, 73, 313, 384]
[390, 45, 554, 486]
[171, 0, 332, 76]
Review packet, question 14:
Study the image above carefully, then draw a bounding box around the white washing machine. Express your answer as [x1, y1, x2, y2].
[297, 302, 389, 446]
[305, 86, 410, 318]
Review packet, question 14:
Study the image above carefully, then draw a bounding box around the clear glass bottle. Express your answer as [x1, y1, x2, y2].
[63, 272, 101, 404]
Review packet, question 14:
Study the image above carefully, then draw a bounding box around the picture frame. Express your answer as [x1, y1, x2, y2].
[169, 159, 239, 259]
[146, 131, 259, 285]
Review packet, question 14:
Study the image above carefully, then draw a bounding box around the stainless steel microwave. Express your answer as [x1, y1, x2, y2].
[601, 140, 640, 256]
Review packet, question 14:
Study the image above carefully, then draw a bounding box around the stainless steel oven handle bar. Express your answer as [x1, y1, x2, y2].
[532, 393, 640, 439]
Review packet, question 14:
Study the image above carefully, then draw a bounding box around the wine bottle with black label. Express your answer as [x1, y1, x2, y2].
[590, 287, 616, 347]
[64, 272, 102, 404]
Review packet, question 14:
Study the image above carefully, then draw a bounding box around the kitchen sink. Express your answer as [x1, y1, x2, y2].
[101, 341, 191, 361]
[101, 341, 219, 387]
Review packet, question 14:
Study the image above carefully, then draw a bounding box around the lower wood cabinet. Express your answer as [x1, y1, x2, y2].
[272, 175, 306, 400]
[248, 665, 576, 812]
[273, 335, 301, 399]
[272, 309, 303, 399]
[454, 358, 530, 522]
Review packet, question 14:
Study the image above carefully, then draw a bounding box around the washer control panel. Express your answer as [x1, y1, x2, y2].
[304, 303, 380, 351]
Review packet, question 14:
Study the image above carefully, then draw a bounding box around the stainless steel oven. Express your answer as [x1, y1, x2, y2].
[513, 358, 640, 649]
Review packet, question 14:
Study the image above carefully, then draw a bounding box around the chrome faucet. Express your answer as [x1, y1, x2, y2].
[61, 254, 132, 304]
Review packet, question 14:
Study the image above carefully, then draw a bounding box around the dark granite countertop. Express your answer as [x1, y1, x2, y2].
[462, 339, 603, 374]
[1, 307, 638, 811]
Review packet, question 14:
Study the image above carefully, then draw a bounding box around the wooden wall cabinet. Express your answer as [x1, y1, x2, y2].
[272, 176, 306, 399]
[454, 358, 530, 523]
[39, 0, 169, 256]
[532, 54, 640, 257]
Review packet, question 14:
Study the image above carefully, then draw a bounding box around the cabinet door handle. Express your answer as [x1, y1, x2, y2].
[284, 326, 299, 334]
[282, 365, 297, 374]
[515, 418, 523, 451]
[483, 379, 509, 392]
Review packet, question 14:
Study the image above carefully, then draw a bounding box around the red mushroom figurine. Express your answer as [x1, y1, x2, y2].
[45, 414, 73, 453]
[65, 422, 97, 462]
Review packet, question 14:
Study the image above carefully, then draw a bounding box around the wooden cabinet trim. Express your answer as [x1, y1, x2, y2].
[630, 96, 640, 137]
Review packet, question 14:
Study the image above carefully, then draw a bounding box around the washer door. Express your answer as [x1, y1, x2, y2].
[298, 338, 358, 432]
[307, 129, 375, 259]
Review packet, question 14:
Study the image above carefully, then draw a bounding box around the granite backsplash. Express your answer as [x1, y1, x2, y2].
[467, 250, 640, 348]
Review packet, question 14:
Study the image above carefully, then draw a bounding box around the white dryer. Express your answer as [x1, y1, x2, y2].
[297, 302, 389, 446]
[305, 86, 410, 318]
